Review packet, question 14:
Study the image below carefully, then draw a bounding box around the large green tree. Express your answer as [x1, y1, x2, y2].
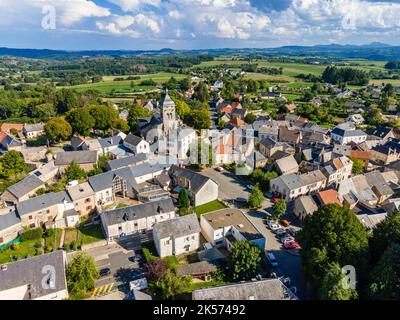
[1, 150, 27, 177]
[248, 184, 265, 209]
[272, 199, 287, 218]
[89, 105, 118, 131]
[319, 262, 358, 300]
[128, 104, 151, 131]
[230, 240, 263, 281]
[66, 252, 99, 299]
[66, 107, 95, 136]
[297, 204, 369, 293]
[151, 270, 191, 300]
[65, 161, 86, 182]
[369, 243, 400, 300]
[178, 188, 190, 209]
[187, 109, 211, 130]
[44, 117, 72, 142]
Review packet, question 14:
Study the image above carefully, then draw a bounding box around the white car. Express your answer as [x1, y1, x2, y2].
[246, 184, 254, 191]
[267, 253, 278, 268]
[215, 167, 225, 172]
[268, 221, 281, 231]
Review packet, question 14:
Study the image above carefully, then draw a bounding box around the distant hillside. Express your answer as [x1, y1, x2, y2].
[1, 43, 400, 61]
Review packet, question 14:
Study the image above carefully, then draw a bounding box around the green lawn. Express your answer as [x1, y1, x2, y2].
[193, 200, 227, 218]
[44, 228, 63, 252]
[78, 223, 104, 245]
[0, 240, 41, 264]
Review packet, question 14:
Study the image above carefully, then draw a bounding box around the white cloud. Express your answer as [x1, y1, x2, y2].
[107, 0, 161, 12]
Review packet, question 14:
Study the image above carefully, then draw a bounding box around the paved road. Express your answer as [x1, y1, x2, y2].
[202, 168, 306, 298]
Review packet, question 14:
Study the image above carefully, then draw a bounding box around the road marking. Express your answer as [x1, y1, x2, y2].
[92, 283, 115, 297]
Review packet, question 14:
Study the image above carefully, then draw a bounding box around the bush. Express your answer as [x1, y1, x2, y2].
[20, 228, 43, 242]
[10, 243, 20, 251]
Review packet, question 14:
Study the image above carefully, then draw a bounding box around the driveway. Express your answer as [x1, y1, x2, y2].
[69, 236, 144, 298]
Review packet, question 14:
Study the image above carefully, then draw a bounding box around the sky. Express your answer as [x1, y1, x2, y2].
[1, 0, 400, 50]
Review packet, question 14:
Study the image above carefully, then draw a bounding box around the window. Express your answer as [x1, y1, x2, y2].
[29, 215, 33, 220]
[85, 198, 91, 203]
[86, 206, 92, 211]
[30, 223, 35, 228]
[46, 210, 50, 214]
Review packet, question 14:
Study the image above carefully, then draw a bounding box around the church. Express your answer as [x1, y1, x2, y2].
[137, 90, 196, 160]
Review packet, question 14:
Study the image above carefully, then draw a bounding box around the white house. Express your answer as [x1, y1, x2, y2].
[347, 114, 365, 125]
[101, 198, 176, 242]
[321, 156, 353, 186]
[270, 170, 327, 202]
[200, 208, 266, 252]
[153, 213, 201, 258]
[331, 128, 367, 145]
[123, 134, 150, 155]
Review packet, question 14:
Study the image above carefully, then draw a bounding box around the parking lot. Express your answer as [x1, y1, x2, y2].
[69, 236, 145, 299]
[202, 167, 306, 298]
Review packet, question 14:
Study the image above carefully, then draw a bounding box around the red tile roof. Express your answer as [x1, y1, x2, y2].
[318, 189, 342, 206]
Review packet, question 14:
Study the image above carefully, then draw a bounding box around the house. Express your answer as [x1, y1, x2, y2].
[0, 132, 24, 151]
[274, 154, 299, 175]
[259, 137, 284, 158]
[230, 117, 245, 128]
[0, 175, 45, 204]
[153, 213, 201, 258]
[98, 135, 124, 154]
[0, 123, 23, 135]
[270, 170, 327, 202]
[366, 126, 395, 141]
[20, 146, 48, 163]
[231, 108, 247, 120]
[338, 175, 379, 207]
[347, 114, 365, 125]
[316, 189, 342, 206]
[29, 161, 59, 184]
[370, 144, 400, 165]
[294, 196, 318, 221]
[66, 182, 96, 217]
[119, 109, 129, 121]
[105, 153, 148, 171]
[200, 208, 265, 251]
[0, 251, 68, 300]
[321, 156, 353, 186]
[357, 213, 387, 231]
[23, 123, 45, 139]
[89, 161, 172, 209]
[101, 198, 175, 242]
[278, 126, 302, 145]
[16, 191, 73, 229]
[192, 278, 297, 300]
[169, 165, 218, 207]
[0, 209, 22, 245]
[123, 134, 150, 155]
[330, 128, 367, 145]
[54, 151, 98, 173]
[211, 80, 224, 91]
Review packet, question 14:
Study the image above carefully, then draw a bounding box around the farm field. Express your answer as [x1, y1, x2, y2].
[59, 72, 187, 94]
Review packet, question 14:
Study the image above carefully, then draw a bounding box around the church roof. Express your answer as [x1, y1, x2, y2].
[161, 90, 176, 109]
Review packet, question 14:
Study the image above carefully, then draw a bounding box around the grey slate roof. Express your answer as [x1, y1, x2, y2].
[0, 210, 21, 231]
[23, 123, 44, 133]
[106, 153, 148, 171]
[192, 279, 298, 300]
[331, 128, 367, 138]
[366, 126, 393, 139]
[0, 250, 67, 299]
[98, 136, 123, 148]
[124, 134, 143, 147]
[101, 198, 175, 227]
[54, 150, 98, 166]
[169, 165, 214, 193]
[17, 191, 71, 216]
[153, 213, 200, 240]
[6, 175, 44, 199]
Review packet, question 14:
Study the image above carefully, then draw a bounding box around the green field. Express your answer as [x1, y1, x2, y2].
[193, 200, 227, 218]
[60, 72, 187, 94]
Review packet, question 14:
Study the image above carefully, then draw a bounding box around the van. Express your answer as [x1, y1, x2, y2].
[203, 243, 213, 250]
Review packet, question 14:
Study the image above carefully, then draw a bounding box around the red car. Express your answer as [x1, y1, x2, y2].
[273, 197, 280, 203]
[283, 240, 300, 250]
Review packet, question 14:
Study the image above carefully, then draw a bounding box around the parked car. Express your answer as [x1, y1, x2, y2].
[283, 240, 301, 250]
[275, 228, 286, 236]
[246, 184, 254, 191]
[279, 234, 293, 243]
[280, 220, 290, 227]
[288, 228, 299, 237]
[270, 224, 281, 232]
[267, 253, 278, 268]
[215, 166, 225, 172]
[99, 268, 111, 278]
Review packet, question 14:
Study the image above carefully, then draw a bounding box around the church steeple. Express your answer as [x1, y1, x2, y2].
[161, 89, 176, 134]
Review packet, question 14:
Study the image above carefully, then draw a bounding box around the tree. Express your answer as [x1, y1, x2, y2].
[66, 252, 99, 299]
[145, 258, 170, 281]
[30, 103, 56, 120]
[349, 157, 365, 174]
[1, 150, 26, 177]
[66, 107, 95, 136]
[230, 240, 263, 281]
[369, 211, 400, 266]
[65, 161, 86, 182]
[245, 113, 257, 124]
[248, 184, 264, 208]
[251, 169, 278, 191]
[89, 105, 118, 131]
[319, 262, 358, 300]
[112, 118, 130, 133]
[151, 270, 191, 300]
[178, 188, 190, 209]
[55, 89, 79, 114]
[272, 199, 287, 218]
[186, 109, 211, 130]
[174, 99, 191, 119]
[44, 117, 72, 142]
[297, 204, 369, 292]
[128, 104, 151, 132]
[369, 243, 400, 300]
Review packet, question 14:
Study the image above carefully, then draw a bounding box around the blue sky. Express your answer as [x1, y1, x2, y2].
[1, 0, 400, 50]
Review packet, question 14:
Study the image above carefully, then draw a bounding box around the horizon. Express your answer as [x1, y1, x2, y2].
[2, 1, 400, 51]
